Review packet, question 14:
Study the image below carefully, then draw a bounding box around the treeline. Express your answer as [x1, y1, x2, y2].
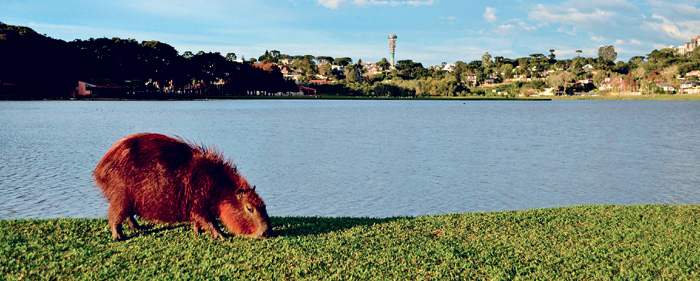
[323, 47, 700, 97]
[0, 23, 296, 99]
[2, 22, 699, 99]
[259, 45, 699, 97]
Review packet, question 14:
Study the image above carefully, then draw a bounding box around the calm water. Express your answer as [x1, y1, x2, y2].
[1, 100, 699, 219]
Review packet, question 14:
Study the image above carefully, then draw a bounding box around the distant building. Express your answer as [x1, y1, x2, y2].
[686, 70, 700, 77]
[280, 66, 302, 81]
[309, 79, 333, 85]
[74, 81, 124, 97]
[442, 63, 455, 72]
[676, 35, 700, 56]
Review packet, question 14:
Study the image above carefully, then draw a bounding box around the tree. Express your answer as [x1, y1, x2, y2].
[592, 69, 608, 87]
[316, 56, 334, 64]
[291, 57, 318, 76]
[529, 54, 548, 75]
[690, 47, 700, 61]
[395, 60, 428, 80]
[500, 64, 514, 80]
[453, 61, 467, 83]
[576, 50, 582, 57]
[647, 48, 676, 63]
[258, 50, 281, 63]
[548, 71, 575, 95]
[318, 62, 333, 77]
[481, 52, 492, 68]
[344, 64, 360, 83]
[334, 57, 353, 67]
[629, 56, 645, 64]
[598, 45, 618, 62]
[660, 65, 679, 82]
[475, 68, 486, 86]
[548, 49, 556, 61]
[377, 58, 391, 71]
[225, 52, 237, 61]
[270, 50, 281, 62]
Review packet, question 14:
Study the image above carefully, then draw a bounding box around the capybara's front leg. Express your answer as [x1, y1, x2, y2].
[192, 221, 202, 235]
[108, 204, 128, 241]
[191, 213, 224, 239]
[125, 215, 142, 231]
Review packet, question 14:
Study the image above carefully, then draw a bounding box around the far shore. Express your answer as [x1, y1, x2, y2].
[4, 93, 700, 101]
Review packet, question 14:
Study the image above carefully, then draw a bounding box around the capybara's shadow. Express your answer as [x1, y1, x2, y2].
[114, 216, 412, 240]
[115, 222, 186, 241]
[271, 216, 412, 237]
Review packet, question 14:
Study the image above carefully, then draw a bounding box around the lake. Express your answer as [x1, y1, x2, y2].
[1, 99, 699, 219]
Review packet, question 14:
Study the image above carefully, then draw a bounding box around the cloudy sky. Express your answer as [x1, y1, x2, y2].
[1, 0, 698, 66]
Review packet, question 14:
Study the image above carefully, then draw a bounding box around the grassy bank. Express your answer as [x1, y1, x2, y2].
[552, 94, 700, 101]
[2, 205, 699, 280]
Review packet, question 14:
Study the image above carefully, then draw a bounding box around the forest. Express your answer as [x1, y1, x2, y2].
[1, 22, 699, 99]
[0, 23, 296, 99]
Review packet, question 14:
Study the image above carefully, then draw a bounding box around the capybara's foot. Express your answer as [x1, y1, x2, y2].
[111, 225, 126, 241]
[210, 229, 224, 239]
[192, 222, 202, 235]
[112, 233, 125, 241]
[126, 216, 142, 231]
[191, 213, 224, 239]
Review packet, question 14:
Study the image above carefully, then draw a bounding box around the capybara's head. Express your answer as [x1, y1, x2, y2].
[218, 187, 274, 239]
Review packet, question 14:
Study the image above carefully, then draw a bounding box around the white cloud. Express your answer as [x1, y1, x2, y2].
[530, 4, 616, 25]
[483, 7, 497, 22]
[387, 0, 436, 7]
[528, 0, 641, 30]
[318, 0, 343, 9]
[644, 13, 700, 41]
[526, 0, 649, 46]
[496, 21, 537, 36]
[317, 0, 436, 9]
[641, 1, 700, 41]
[647, 0, 700, 21]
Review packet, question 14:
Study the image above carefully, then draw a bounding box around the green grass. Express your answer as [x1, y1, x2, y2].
[2, 205, 699, 280]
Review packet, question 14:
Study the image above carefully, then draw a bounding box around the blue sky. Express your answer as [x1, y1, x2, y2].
[1, 0, 698, 66]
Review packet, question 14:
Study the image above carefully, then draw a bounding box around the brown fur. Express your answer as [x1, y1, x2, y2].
[93, 133, 273, 240]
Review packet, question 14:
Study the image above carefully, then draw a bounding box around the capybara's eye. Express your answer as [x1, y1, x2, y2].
[246, 205, 254, 213]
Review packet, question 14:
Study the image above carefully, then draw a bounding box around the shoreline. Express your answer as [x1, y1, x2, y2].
[4, 93, 700, 101]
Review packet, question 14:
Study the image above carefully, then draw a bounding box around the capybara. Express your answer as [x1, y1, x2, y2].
[93, 133, 273, 240]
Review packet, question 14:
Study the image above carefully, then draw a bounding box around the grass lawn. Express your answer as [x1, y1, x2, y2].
[2, 205, 699, 280]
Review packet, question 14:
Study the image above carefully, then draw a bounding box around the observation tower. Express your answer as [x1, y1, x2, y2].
[388, 34, 397, 67]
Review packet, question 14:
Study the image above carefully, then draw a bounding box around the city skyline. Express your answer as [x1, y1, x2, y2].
[1, 0, 698, 66]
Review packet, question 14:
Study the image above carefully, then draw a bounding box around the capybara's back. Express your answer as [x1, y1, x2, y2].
[94, 133, 273, 241]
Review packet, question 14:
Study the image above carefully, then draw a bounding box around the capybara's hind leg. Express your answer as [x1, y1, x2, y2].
[108, 204, 129, 241]
[191, 213, 224, 239]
